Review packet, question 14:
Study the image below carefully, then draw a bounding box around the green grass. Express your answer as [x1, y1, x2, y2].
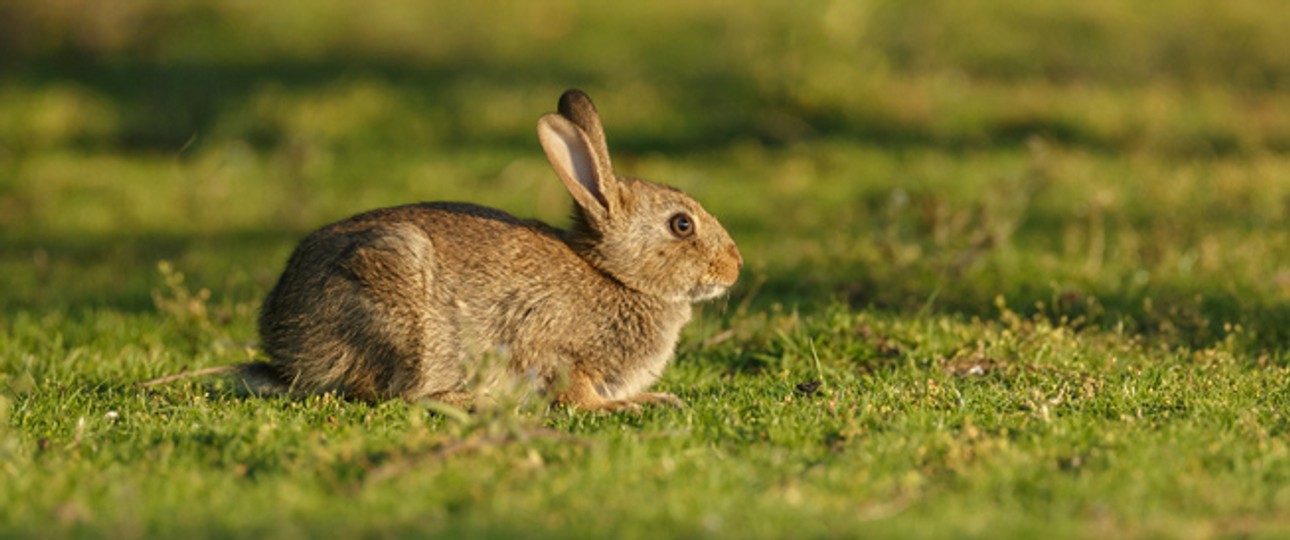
[4, 0, 1290, 537]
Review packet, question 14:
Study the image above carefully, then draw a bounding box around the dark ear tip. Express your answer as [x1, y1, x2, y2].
[558, 89, 596, 116]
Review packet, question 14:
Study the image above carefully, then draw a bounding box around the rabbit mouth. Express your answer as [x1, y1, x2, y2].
[688, 283, 730, 302]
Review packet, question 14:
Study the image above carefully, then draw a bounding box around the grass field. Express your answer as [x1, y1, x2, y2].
[4, 1, 1290, 537]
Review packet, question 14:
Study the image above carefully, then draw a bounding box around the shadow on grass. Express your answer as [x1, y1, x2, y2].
[1, 228, 305, 314]
[2, 58, 1177, 157]
[735, 265, 1290, 360]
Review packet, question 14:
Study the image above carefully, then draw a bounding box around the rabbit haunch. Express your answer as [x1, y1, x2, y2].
[248, 89, 742, 412]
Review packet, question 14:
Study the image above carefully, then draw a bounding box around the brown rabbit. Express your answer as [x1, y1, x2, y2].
[216, 89, 741, 411]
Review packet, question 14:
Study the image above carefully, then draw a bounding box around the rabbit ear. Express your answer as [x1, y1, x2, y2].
[537, 113, 618, 219]
[557, 89, 614, 173]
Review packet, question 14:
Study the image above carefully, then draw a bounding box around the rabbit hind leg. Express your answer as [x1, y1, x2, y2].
[341, 224, 468, 401]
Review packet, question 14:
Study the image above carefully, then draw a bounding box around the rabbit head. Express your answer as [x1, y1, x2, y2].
[537, 90, 742, 304]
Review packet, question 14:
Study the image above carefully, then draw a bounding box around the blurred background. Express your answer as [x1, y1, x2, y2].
[2, 0, 1288, 351]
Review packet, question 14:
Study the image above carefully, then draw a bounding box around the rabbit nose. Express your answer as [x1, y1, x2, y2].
[717, 243, 742, 284]
[729, 244, 743, 270]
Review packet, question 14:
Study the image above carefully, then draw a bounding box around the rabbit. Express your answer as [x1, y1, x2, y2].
[239, 89, 742, 411]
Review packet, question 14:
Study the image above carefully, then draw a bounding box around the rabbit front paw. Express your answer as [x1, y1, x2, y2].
[627, 392, 686, 409]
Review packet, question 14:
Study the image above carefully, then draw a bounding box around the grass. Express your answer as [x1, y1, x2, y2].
[3, 0, 1290, 537]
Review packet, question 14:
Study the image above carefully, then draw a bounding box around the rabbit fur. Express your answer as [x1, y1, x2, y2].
[252, 89, 742, 411]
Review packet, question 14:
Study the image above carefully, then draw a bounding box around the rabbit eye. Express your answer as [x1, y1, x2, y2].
[668, 213, 695, 238]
